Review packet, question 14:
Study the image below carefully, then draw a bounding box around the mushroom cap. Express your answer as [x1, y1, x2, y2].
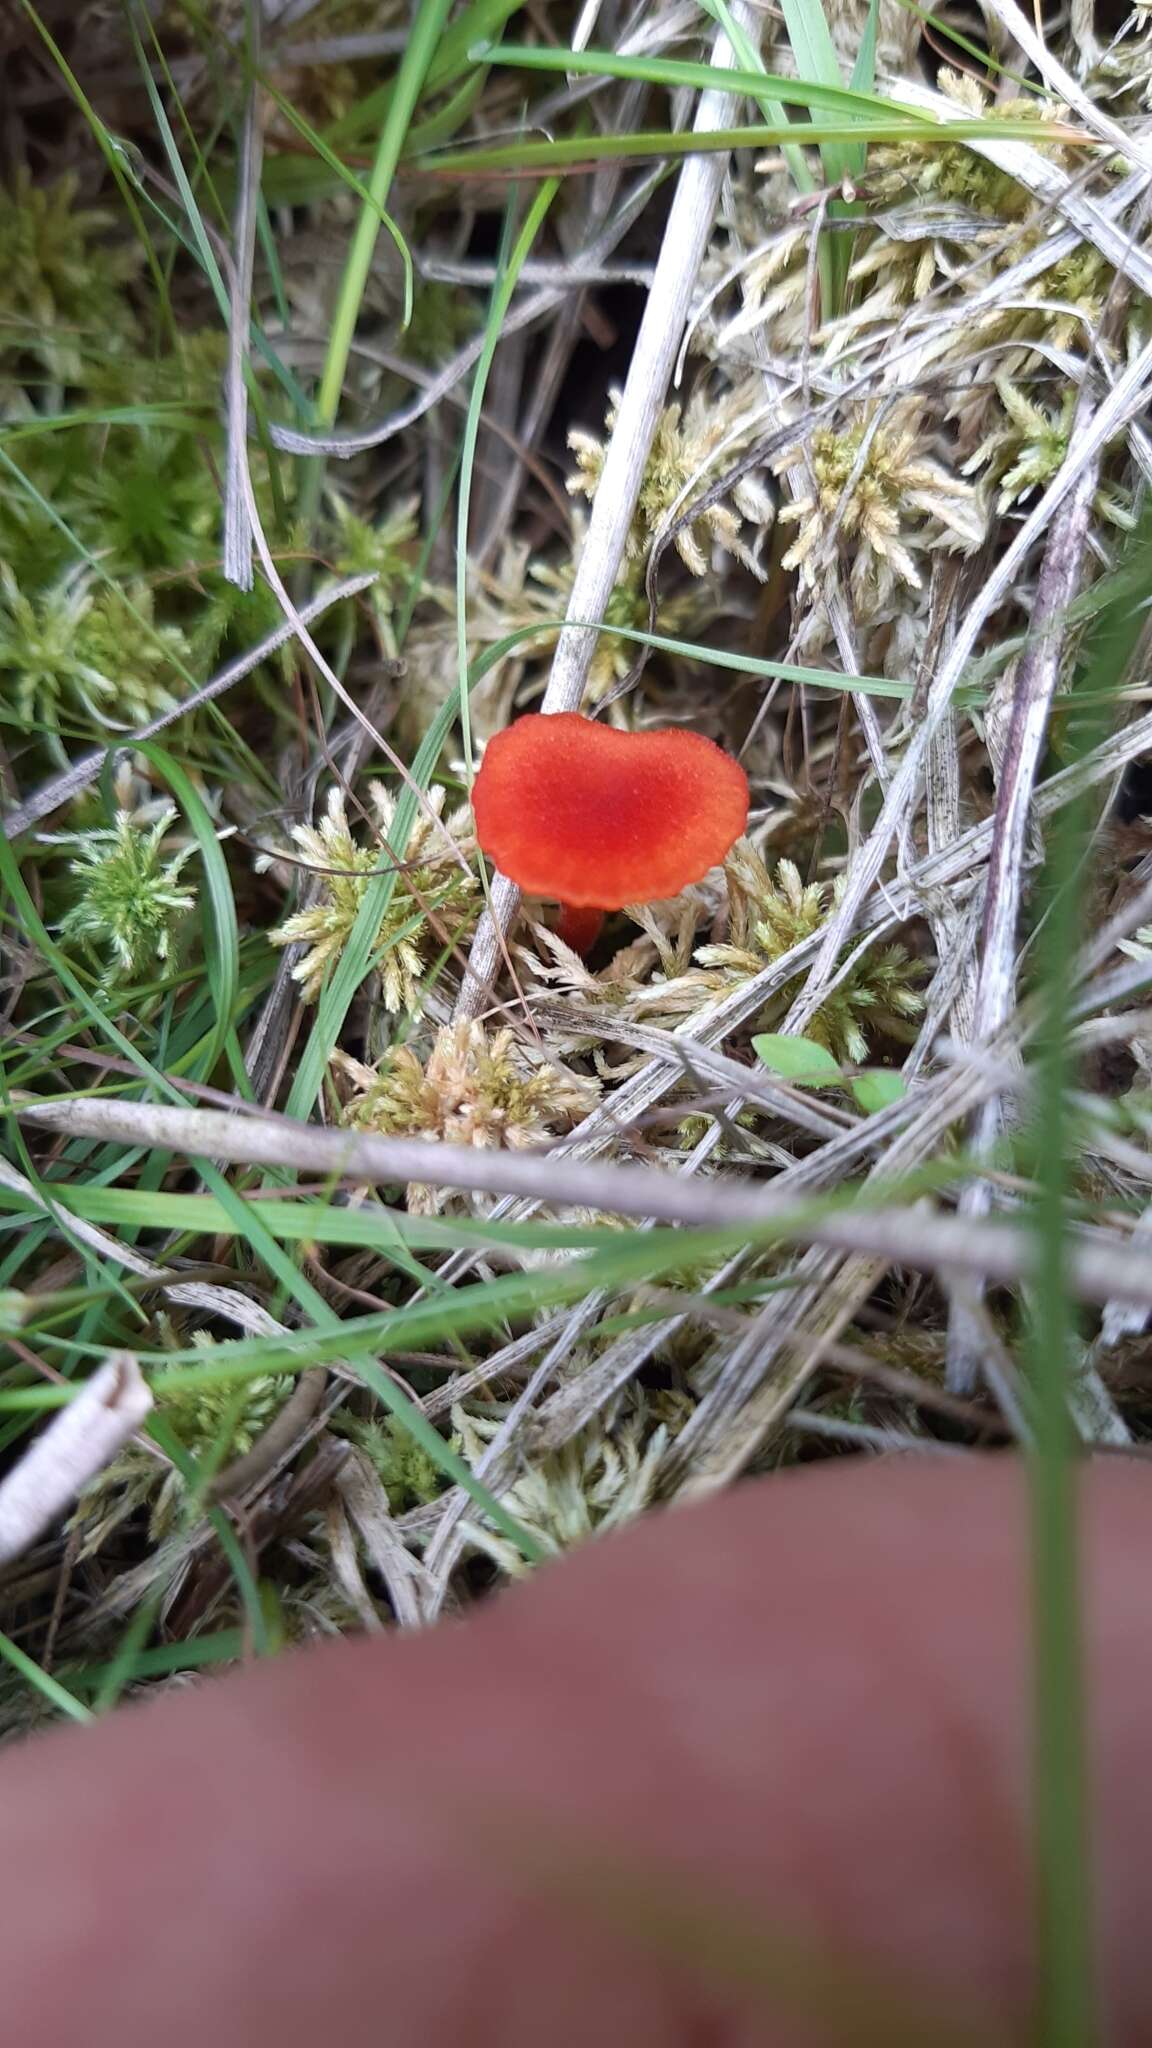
[472, 712, 749, 910]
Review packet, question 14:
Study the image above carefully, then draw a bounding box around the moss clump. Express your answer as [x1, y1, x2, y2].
[0, 170, 141, 384]
[54, 806, 197, 984]
[331, 1414, 449, 1513]
[268, 783, 478, 1012]
[0, 569, 193, 734]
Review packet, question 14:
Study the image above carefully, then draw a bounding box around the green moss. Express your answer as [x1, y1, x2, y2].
[0, 568, 193, 734]
[0, 170, 141, 385]
[162, 1363, 291, 1465]
[55, 807, 197, 983]
[701, 851, 924, 1064]
[270, 784, 479, 1012]
[333, 1413, 449, 1512]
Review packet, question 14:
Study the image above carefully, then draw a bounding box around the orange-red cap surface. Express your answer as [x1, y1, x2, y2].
[472, 713, 749, 910]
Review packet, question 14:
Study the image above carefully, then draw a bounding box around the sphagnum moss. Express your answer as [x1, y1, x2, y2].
[334, 1019, 599, 1213]
[771, 400, 985, 614]
[567, 385, 773, 578]
[268, 783, 478, 1012]
[627, 844, 924, 1065]
[52, 806, 197, 985]
[0, 168, 141, 384]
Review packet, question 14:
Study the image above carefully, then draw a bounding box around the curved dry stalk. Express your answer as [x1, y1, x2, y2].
[0, 1355, 153, 1566]
[946, 419, 1101, 1394]
[13, 1090, 1152, 1310]
[222, 40, 263, 591]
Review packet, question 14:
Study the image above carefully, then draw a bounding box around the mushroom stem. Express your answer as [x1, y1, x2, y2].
[555, 904, 604, 956]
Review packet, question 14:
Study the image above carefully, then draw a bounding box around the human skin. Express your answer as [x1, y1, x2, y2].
[0, 1455, 1149, 2046]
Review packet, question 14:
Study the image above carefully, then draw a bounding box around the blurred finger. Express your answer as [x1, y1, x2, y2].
[0, 1455, 1149, 2045]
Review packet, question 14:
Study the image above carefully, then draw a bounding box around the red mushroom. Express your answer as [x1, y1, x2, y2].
[472, 712, 749, 953]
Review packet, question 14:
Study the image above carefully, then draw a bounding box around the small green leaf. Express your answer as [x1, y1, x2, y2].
[851, 1069, 908, 1114]
[753, 1033, 843, 1089]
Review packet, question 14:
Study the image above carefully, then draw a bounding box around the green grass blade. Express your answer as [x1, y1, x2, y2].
[473, 38, 922, 125]
[1019, 511, 1152, 2045]
[850, 0, 880, 94]
[456, 179, 559, 770]
[325, 0, 521, 148]
[419, 115, 1082, 174]
[124, 8, 231, 324]
[70, 1629, 246, 1691]
[0, 1629, 93, 1724]
[137, 744, 240, 1080]
[257, 78, 414, 325]
[315, 0, 456, 428]
[698, 0, 816, 195]
[771, 0, 866, 307]
[887, 0, 1037, 90]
